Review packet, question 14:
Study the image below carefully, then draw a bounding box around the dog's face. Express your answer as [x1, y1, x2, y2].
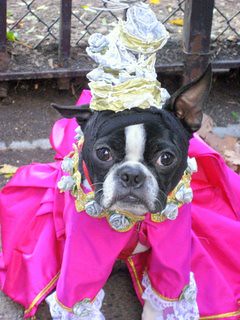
[82, 111, 190, 215]
[53, 66, 211, 215]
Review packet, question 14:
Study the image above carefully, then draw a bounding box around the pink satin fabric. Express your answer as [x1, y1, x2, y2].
[56, 200, 192, 308]
[0, 90, 240, 318]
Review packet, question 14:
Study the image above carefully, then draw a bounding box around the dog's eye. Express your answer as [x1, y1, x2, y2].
[96, 147, 113, 162]
[157, 152, 175, 167]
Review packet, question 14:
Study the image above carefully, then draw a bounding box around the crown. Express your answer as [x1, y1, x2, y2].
[86, 2, 169, 113]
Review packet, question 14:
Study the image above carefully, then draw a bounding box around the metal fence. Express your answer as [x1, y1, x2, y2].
[0, 0, 240, 83]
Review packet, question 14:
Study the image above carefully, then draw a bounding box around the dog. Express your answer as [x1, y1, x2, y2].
[52, 65, 211, 320]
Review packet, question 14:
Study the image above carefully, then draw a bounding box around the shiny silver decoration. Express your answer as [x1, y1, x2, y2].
[86, 2, 169, 111]
[74, 126, 84, 141]
[85, 200, 103, 217]
[57, 175, 75, 191]
[175, 185, 193, 204]
[182, 187, 193, 203]
[181, 273, 198, 303]
[187, 157, 198, 174]
[124, 3, 168, 45]
[88, 33, 110, 53]
[87, 33, 136, 74]
[108, 213, 131, 231]
[162, 202, 179, 220]
[160, 88, 171, 105]
[73, 290, 105, 319]
[73, 299, 92, 318]
[61, 157, 74, 174]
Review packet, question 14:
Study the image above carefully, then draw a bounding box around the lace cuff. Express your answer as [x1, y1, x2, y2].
[142, 273, 199, 320]
[46, 290, 105, 320]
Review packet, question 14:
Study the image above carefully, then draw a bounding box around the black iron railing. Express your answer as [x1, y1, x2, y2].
[0, 0, 239, 84]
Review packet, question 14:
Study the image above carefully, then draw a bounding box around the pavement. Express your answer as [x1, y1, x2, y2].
[0, 74, 239, 319]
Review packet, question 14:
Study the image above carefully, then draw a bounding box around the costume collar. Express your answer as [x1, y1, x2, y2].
[57, 127, 197, 232]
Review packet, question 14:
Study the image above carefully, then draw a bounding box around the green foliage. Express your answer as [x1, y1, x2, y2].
[6, 31, 17, 42]
[231, 111, 239, 121]
[7, 10, 13, 17]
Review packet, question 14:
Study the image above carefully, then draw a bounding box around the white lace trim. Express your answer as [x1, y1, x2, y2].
[46, 290, 105, 320]
[142, 272, 199, 320]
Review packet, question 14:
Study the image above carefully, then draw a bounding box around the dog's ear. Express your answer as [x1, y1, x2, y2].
[51, 103, 93, 130]
[166, 65, 212, 132]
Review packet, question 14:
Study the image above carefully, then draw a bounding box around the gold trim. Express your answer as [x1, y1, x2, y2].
[55, 293, 72, 312]
[94, 209, 145, 232]
[55, 292, 97, 312]
[24, 272, 60, 315]
[200, 310, 240, 319]
[109, 209, 145, 222]
[128, 257, 180, 302]
[153, 290, 179, 302]
[151, 281, 179, 302]
[127, 257, 143, 295]
[151, 213, 167, 223]
[65, 142, 193, 232]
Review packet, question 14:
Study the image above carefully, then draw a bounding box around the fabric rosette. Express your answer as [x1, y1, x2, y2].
[86, 31, 136, 72]
[119, 3, 169, 54]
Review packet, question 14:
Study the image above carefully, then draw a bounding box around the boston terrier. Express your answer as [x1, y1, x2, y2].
[52, 65, 211, 320]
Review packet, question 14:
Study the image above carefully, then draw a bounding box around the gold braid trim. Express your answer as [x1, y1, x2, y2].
[199, 310, 240, 319]
[127, 257, 144, 295]
[24, 272, 60, 315]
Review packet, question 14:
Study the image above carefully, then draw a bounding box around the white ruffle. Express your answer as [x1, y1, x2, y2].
[46, 290, 105, 320]
[142, 273, 199, 320]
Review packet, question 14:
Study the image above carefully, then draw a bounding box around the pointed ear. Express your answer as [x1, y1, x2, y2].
[166, 65, 212, 132]
[51, 103, 93, 130]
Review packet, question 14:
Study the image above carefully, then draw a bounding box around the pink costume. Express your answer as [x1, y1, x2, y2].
[0, 90, 240, 319]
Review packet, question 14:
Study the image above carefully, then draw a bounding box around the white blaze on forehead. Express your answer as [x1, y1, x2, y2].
[125, 124, 146, 161]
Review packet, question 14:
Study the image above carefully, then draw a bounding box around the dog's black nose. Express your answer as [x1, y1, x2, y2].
[119, 166, 146, 188]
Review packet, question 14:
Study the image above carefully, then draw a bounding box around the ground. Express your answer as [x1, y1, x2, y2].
[0, 71, 239, 319]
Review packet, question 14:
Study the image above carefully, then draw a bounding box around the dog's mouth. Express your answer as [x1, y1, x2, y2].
[97, 163, 162, 215]
[118, 194, 144, 205]
[102, 192, 157, 215]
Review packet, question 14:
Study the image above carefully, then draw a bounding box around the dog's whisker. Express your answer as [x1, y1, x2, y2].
[91, 182, 103, 187]
[95, 188, 103, 196]
[158, 189, 168, 199]
[153, 197, 164, 212]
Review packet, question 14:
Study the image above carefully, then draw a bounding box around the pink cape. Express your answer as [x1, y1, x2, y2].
[0, 90, 240, 319]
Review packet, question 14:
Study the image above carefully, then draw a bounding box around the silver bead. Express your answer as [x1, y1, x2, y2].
[108, 213, 131, 231]
[73, 299, 91, 317]
[183, 188, 193, 203]
[181, 273, 197, 302]
[175, 185, 185, 202]
[85, 201, 103, 217]
[175, 186, 193, 203]
[61, 157, 74, 174]
[187, 157, 198, 174]
[162, 203, 178, 220]
[57, 175, 75, 191]
[74, 126, 84, 141]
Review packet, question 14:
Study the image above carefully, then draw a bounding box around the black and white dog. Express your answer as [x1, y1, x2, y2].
[53, 66, 211, 319]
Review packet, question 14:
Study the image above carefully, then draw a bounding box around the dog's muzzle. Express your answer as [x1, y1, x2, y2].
[118, 165, 146, 189]
[101, 161, 159, 214]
